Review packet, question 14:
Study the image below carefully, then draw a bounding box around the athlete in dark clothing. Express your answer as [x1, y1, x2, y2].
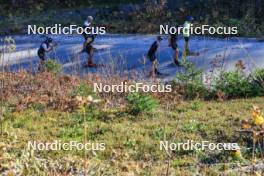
[148, 41, 158, 61]
[169, 34, 180, 65]
[82, 16, 93, 52]
[147, 36, 162, 77]
[37, 37, 53, 71]
[84, 34, 97, 67]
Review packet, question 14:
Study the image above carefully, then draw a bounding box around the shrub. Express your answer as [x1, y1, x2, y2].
[45, 59, 62, 75]
[213, 70, 263, 98]
[72, 82, 95, 98]
[175, 61, 208, 99]
[126, 92, 159, 115]
[252, 68, 264, 90]
[71, 103, 99, 123]
[71, 83, 99, 120]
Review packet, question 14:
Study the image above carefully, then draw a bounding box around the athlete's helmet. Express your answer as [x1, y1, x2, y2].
[87, 16, 94, 22]
[186, 16, 194, 21]
[46, 37, 52, 43]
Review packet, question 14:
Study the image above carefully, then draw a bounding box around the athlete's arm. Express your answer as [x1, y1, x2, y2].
[42, 43, 49, 52]
[42, 43, 53, 52]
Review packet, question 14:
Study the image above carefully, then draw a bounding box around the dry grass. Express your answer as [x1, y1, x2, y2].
[0, 71, 264, 175]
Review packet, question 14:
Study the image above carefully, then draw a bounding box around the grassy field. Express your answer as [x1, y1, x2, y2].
[0, 71, 263, 175]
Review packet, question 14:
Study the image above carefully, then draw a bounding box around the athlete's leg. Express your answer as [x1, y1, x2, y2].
[174, 48, 180, 65]
[84, 45, 97, 67]
[150, 59, 157, 77]
[82, 34, 88, 52]
[88, 46, 94, 64]
[154, 59, 157, 74]
[184, 37, 190, 54]
[38, 50, 46, 71]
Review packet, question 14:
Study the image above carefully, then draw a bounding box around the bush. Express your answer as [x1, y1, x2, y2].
[126, 92, 159, 115]
[175, 61, 208, 99]
[45, 59, 62, 75]
[252, 68, 264, 90]
[72, 82, 95, 97]
[71, 83, 100, 121]
[213, 70, 263, 98]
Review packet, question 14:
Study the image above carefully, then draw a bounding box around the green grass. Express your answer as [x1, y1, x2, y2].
[1, 97, 263, 175]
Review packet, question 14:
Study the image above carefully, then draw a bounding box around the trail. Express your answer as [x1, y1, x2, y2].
[1, 34, 264, 79]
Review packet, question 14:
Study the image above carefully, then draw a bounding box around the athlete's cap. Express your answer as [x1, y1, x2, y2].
[186, 16, 194, 21]
[87, 16, 94, 21]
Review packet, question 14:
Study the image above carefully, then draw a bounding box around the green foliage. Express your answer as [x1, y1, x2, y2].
[213, 70, 263, 98]
[0, 103, 13, 134]
[182, 119, 200, 133]
[70, 83, 99, 122]
[173, 61, 264, 99]
[71, 107, 97, 124]
[0, 0, 143, 17]
[2, 94, 264, 174]
[225, 16, 259, 37]
[153, 127, 164, 140]
[44, 59, 62, 75]
[71, 82, 95, 97]
[126, 92, 159, 115]
[175, 61, 208, 99]
[190, 100, 202, 111]
[252, 68, 264, 89]
[30, 103, 45, 113]
[1, 0, 263, 36]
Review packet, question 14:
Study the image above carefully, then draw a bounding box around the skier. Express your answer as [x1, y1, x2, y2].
[83, 34, 97, 67]
[81, 16, 94, 52]
[183, 16, 194, 55]
[168, 33, 180, 65]
[37, 37, 54, 71]
[147, 36, 163, 77]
